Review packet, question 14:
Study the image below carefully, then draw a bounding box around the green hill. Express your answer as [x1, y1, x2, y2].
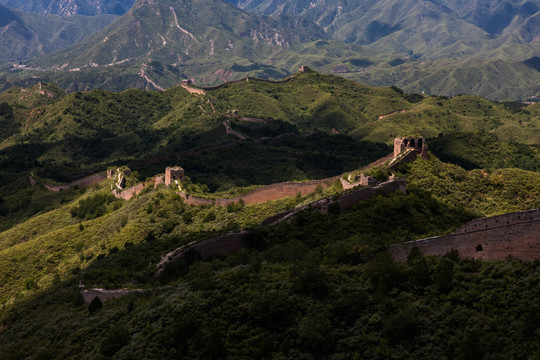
[0, 71, 539, 358]
[0, 156, 538, 359]
[1, 72, 539, 175]
[227, 0, 540, 57]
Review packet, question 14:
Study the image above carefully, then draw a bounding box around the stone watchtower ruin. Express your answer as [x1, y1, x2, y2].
[165, 166, 185, 186]
[394, 136, 429, 160]
[299, 65, 311, 73]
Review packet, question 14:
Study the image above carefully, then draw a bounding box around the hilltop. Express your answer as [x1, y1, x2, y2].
[0, 72, 538, 176]
[0, 72, 538, 175]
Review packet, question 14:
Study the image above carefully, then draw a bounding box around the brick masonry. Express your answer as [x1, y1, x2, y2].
[390, 209, 540, 262]
[112, 183, 145, 200]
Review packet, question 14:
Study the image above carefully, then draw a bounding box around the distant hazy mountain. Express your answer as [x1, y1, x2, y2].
[0, 0, 134, 16]
[226, 0, 540, 59]
[8, 0, 330, 91]
[3, 0, 539, 99]
[0, 4, 117, 63]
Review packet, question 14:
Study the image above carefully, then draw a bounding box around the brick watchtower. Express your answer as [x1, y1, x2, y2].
[394, 137, 429, 160]
[165, 166, 185, 186]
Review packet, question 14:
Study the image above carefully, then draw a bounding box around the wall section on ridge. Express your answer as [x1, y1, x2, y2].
[390, 209, 540, 262]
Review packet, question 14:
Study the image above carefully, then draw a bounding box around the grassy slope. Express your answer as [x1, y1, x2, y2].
[0, 72, 538, 320]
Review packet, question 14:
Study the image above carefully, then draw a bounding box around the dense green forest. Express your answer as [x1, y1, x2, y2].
[0, 72, 538, 359]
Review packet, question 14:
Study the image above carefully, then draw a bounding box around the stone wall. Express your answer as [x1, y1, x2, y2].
[178, 176, 340, 206]
[81, 288, 144, 303]
[112, 183, 145, 200]
[44, 173, 106, 192]
[156, 232, 249, 274]
[199, 75, 296, 91]
[340, 174, 379, 190]
[337, 178, 406, 211]
[390, 209, 540, 262]
[158, 179, 408, 271]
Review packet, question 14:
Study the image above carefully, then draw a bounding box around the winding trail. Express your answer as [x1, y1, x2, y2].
[171, 7, 198, 42]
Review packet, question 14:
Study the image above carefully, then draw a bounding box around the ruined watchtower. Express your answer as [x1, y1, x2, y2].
[165, 166, 185, 186]
[181, 79, 192, 86]
[299, 65, 311, 73]
[394, 136, 429, 160]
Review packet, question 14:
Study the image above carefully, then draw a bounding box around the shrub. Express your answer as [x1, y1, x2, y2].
[88, 296, 102, 315]
[70, 193, 116, 220]
[99, 326, 130, 356]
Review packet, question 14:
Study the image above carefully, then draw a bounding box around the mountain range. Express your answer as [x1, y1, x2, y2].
[0, 0, 539, 99]
[0, 0, 134, 16]
[226, 0, 540, 56]
[0, 4, 116, 63]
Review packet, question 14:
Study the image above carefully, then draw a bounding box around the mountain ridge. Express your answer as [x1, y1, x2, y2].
[0, 0, 538, 99]
[0, 4, 117, 63]
[0, 0, 134, 16]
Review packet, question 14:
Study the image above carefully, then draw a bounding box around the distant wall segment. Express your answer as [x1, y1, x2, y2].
[390, 209, 540, 262]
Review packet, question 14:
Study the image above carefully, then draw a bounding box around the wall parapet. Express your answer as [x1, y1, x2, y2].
[178, 176, 341, 206]
[389, 209, 540, 262]
[43, 173, 106, 192]
[157, 178, 408, 272]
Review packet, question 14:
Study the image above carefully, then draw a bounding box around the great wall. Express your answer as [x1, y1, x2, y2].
[29, 173, 106, 192]
[71, 133, 539, 303]
[25, 80, 538, 275]
[156, 178, 408, 276]
[177, 176, 340, 206]
[39, 69, 536, 305]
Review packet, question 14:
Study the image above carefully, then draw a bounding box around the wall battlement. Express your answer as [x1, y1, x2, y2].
[453, 209, 540, 234]
[393, 136, 428, 160]
[390, 209, 540, 262]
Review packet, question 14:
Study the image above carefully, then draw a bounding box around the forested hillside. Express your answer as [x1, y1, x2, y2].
[0, 72, 538, 359]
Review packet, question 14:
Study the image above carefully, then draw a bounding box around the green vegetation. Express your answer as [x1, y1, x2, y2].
[430, 132, 540, 171]
[0, 71, 538, 358]
[0, 162, 538, 358]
